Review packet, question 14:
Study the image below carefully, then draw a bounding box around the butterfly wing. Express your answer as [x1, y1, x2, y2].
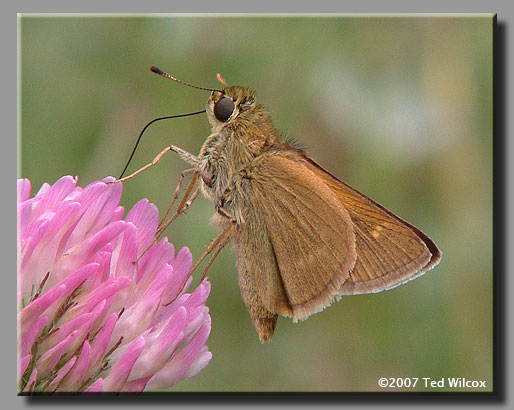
[230, 148, 440, 341]
[303, 156, 442, 295]
[234, 151, 357, 322]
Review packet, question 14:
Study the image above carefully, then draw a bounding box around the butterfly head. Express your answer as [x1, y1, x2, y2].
[206, 85, 256, 131]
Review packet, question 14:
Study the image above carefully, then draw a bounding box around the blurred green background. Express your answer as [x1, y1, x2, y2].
[19, 15, 493, 392]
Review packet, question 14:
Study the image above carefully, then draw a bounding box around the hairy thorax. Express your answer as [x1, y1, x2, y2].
[198, 126, 266, 204]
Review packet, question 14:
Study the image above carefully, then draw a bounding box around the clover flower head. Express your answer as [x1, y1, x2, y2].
[18, 176, 211, 393]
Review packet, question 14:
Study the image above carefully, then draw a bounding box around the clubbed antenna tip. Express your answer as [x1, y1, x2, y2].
[149, 65, 223, 93]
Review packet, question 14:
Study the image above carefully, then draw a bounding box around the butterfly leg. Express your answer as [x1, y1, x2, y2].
[156, 169, 200, 236]
[107, 144, 203, 261]
[109, 145, 201, 184]
[162, 223, 236, 307]
[215, 204, 237, 223]
[168, 145, 202, 166]
[133, 173, 201, 263]
[198, 224, 236, 281]
[155, 184, 201, 238]
[190, 222, 236, 277]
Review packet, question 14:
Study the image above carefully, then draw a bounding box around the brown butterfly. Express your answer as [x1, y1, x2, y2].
[118, 67, 442, 342]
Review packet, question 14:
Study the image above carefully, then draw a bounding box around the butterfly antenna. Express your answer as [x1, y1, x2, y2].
[150, 66, 223, 93]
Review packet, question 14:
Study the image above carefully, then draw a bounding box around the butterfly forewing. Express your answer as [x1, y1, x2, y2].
[303, 157, 442, 295]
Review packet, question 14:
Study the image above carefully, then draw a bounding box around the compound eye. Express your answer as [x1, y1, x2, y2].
[214, 97, 235, 122]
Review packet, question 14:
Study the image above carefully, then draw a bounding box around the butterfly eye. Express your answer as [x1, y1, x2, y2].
[214, 97, 235, 122]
